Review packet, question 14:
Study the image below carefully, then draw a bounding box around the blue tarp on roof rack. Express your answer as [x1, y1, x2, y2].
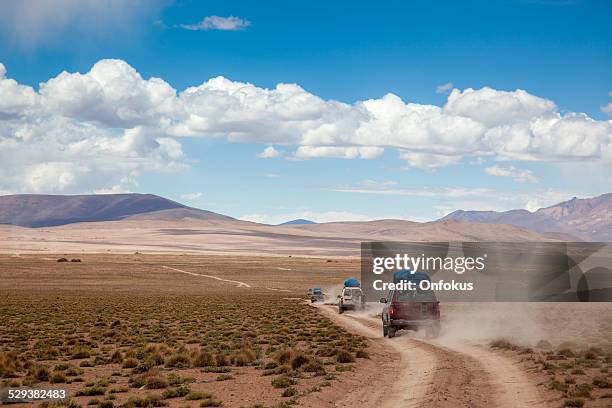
[393, 269, 431, 284]
[343, 278, 360, 287]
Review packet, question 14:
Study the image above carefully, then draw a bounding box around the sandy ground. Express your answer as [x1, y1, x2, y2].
[0, 217, 560, 257]
[314, 304, 558, 408]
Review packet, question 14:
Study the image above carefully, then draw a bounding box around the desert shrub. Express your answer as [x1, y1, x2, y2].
[272, 375, 295, 388]
[335, 350, 355, 363]
[549, 379, 569, 392]
[50, 372, 67, 383]
[145, 376, 168, 389]
[214, 353, 229, 367]
[233, 348, 256, 366]
[335, 364, 353, 372]
[558, 348, 575, 357]
[563, 398, 584, 407]
[201, 366, 231, 373]
[39, 398, 81, 408]
[110, 350, 123, 363]
[126, 395, 168, 407]
[264, 361, 278, 370]
[0, 352, 21, 378]
[192, 350, 215, 367]
[145, 353, 165, 366]
[315, 346, 336, 357]
[161, 385, 190, 399]
[490, 339, 517, 350]
[164, 352, 191, 368]
[263, 365, 290, 376]
[356, 349, 369, 359]
[186, 391, 213, 401]
[281, 387, 298, 397]
[593, 376, 611, 388]
[71, 346, 92, 359]
[167, 373, 194, 385]
[569, 383, 592, 398]
[129, 376, 146, 388]
[99, 401, 114, 408]
[54, 363, 71, 371]
[122, 358, 138, 369]
[274, 349, 292, 365]
[75, 386, 106, 396]
[290, 353, 309, 370]
[28, 364, 50, 381]
[199, 399, 222, 407]
[302, 360, 325, 374]
[216, 374, 233, 381]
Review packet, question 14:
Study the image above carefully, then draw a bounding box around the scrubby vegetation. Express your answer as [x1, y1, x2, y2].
[490, 337, 612, 407]
[0, 254, 369, 407]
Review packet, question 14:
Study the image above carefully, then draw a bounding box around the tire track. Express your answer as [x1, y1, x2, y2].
[161, 265, 251, 288]
[315, 304, 550, 408]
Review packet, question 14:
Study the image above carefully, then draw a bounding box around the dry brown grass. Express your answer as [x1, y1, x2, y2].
[0, 254, 368, 407]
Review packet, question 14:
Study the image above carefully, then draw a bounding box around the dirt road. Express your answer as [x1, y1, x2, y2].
[315, 304, 552, 408]
[161, 265, 251, 287]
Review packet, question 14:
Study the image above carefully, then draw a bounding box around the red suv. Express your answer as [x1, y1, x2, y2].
[380, 287, 441, 338]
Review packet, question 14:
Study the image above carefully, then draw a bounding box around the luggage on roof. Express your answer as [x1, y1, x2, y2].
[393, 269, 430, 284]
[343, 278, 360, 287]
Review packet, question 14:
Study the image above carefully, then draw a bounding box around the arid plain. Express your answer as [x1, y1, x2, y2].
[1, 214, 611, 407]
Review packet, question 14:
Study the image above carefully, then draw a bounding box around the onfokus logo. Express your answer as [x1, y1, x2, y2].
[372, 253, 487, 275]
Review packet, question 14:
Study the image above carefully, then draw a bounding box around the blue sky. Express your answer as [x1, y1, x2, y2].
[0, 0, 611, 223]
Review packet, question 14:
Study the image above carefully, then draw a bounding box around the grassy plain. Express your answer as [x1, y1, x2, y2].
[0, 254, 369, 408]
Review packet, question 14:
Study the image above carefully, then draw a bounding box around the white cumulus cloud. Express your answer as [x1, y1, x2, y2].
[485, 165, 538, 183]
[436, 82, 454, 94]
[0, 0, 166, 49]
[180, 192, 203, 200]
[180, 16, 251, 31]
[257, 146, 282, 158]
[1, 58, 611, 193]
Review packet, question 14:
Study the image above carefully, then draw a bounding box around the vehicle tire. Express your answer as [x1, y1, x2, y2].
[383, 325, 388, 337]
[387, 326, 396, 338]
[338, 305, 344, 314]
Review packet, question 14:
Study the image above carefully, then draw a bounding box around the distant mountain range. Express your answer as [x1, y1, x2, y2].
[440, 193, 612, 241]
[0, 194, 233, 227]
[1, 192, 610, 241]
[278, 219, 316, 226]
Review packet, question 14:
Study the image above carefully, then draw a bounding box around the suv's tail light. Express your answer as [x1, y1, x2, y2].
[388, 302, 396, 317]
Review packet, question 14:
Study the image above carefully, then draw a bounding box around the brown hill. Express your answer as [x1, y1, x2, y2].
[0, 194, 233, 227]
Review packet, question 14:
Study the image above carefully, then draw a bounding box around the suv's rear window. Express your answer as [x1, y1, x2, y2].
[393, 288, 436, 302]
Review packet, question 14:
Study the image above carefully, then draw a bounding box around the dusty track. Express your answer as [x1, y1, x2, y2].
[161, 265, 251, 287]
[315, 304, 551, 408]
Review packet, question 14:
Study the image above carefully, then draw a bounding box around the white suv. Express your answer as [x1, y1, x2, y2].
[338, 287, 365, 314]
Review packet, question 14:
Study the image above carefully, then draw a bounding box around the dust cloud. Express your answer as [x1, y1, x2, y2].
[437, 302, 612, 349]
